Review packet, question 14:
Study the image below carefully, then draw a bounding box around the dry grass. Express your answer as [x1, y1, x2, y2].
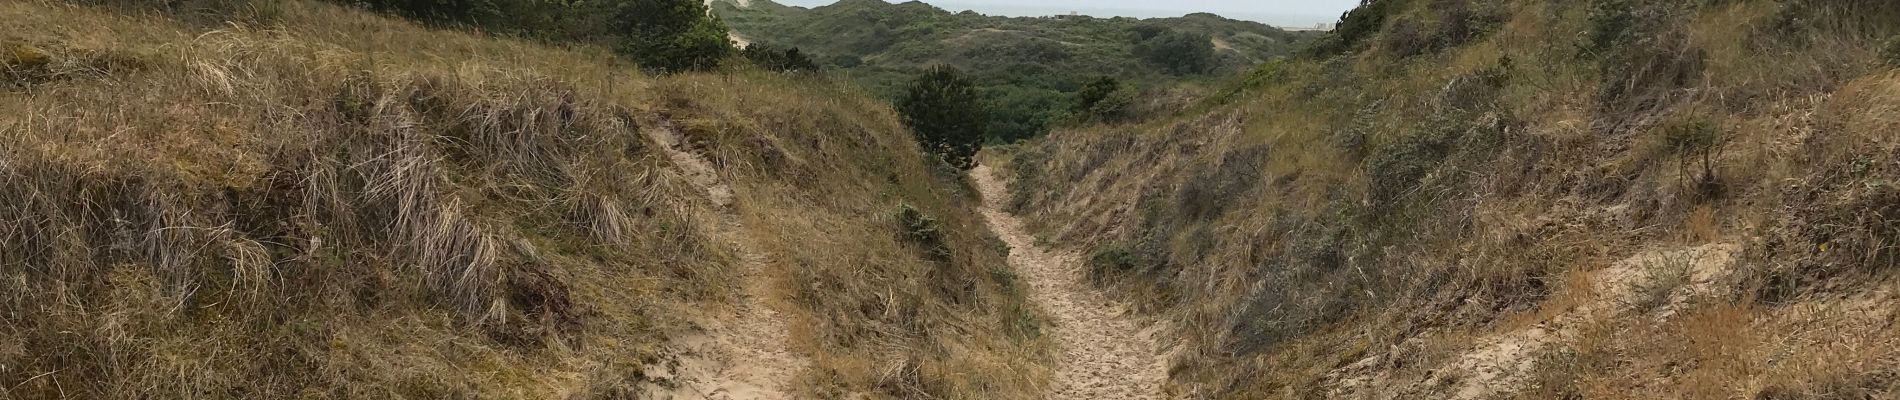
[0, 1, 1043, 398]
[643, 73, 1054, 398]
[998, 0, 1900, 398]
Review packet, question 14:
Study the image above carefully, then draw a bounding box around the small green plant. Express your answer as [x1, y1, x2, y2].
[1087, 244, 1141, 279]
[1880, 35, 1900, 67]
[1633, 252, 1694, 312]
[1086, 239, 1169, 283]
[1584, 0, 1638, 56]
[1659, 114, 1727, 197]
[897, 204, 951, 261]
[987, 265, 1019, 293]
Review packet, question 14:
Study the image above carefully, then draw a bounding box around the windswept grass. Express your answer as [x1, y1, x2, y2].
[0, 1, 1045, 398]
[1001, 0, 1900, 398]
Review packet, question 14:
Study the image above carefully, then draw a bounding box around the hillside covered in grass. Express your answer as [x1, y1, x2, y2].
[0, 1, 1047, 398]
[998, 0, 1900, 398]
[713, 0, 1317, 142]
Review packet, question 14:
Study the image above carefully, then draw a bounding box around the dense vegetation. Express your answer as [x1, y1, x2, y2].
[896, 65, 987, 169]
[344, 0, 735, 72]
[1002, 0, 1900, 398]
[714, 0, 1317, 142]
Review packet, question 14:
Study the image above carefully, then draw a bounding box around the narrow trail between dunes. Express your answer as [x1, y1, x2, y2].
[972, 165, 1168, 400]
[643, 121, 803, 399]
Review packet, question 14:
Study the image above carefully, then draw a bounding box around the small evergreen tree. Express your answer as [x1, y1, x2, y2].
[896, 65, 987, 170]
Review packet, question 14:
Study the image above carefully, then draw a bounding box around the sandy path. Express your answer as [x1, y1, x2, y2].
[972, 165, 1167, 400]
[643, 121, 802, 399]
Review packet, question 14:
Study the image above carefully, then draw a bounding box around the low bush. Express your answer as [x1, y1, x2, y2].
[1882, 35, 1900, 67]
[897, 204, 951, 261]
[1134, 29, 1217, 75]
[1309, 0, 1403, 56]
[1087, 244, 1144, 281]
[740, 43, 819, 73]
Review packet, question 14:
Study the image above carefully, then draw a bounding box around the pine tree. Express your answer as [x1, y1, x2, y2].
[896, 65, 988, 170]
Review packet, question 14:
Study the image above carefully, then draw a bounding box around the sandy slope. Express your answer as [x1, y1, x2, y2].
[973, 165, 1168, 400]
[642, 122, 802, 399]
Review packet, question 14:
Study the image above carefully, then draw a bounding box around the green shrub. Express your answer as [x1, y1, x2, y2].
[740, 43, 820, 73]
[1881, 35, 1900, 66]
[896, 65, 988, 170]
[1072, 76, 1135, 122]
[1073, 76, 1121, 114]
[1658, 114, 1726, 196]
[602, 0, 734, 73]
[1134, 29, 1216, 75]
[1366, 130, 1455, 212]
[1429, 0, 1506, 50]
[1087, 244, 1142, 280]
[1307, 0, 1403, 56]
[981, 85, 1065, 143]
[897, 204, 951, 261]
[1583, 0, 1638, 56]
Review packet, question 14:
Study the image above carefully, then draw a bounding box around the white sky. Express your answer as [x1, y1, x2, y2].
[772, 0, 1362, 26]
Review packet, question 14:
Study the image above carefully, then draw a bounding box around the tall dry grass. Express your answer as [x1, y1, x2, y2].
[1000, 0, 1900, 398]
[0, 1, 1045, 398]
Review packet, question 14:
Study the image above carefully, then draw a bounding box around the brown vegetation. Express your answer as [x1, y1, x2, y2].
[998, 0, 1900, 398]
[0, 1, 1045, 398]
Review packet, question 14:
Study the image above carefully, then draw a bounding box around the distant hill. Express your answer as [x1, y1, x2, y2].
[714, 0, 1319, 141]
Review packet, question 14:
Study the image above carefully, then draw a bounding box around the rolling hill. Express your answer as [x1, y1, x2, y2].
[713, 0, 1319, 141]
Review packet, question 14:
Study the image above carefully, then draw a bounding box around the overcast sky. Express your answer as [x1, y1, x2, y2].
[771, 0, 1362, 27]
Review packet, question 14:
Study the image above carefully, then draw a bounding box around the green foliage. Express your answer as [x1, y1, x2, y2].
[339, 0, 734, 72]
[604, 0, 734, 73]
[1085, 238, 1170, 283]
[1308, 0, 1404, 56]
[896, 203, 953, 262]
[1366, 128, 1456, 212]
[1427, 0, 1506, 50]
[1378, 0, 1507, 58]
[1882, 35, 1900, 66]
[1658, 114, 1727, 196]
[740, 43, 819, 73]
[1074, 76, 1122, 114]
[1134, 29, 1217, 75]
[354, 0, 499, 22]
[1584, 0, 1638, 56]
[982, 85, 1066, 143]
[1073, 76, 1135, 123]
[1085, 244, 1148, 283]
[346, 0, 572, 35]
[897, 66, 987, 170]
